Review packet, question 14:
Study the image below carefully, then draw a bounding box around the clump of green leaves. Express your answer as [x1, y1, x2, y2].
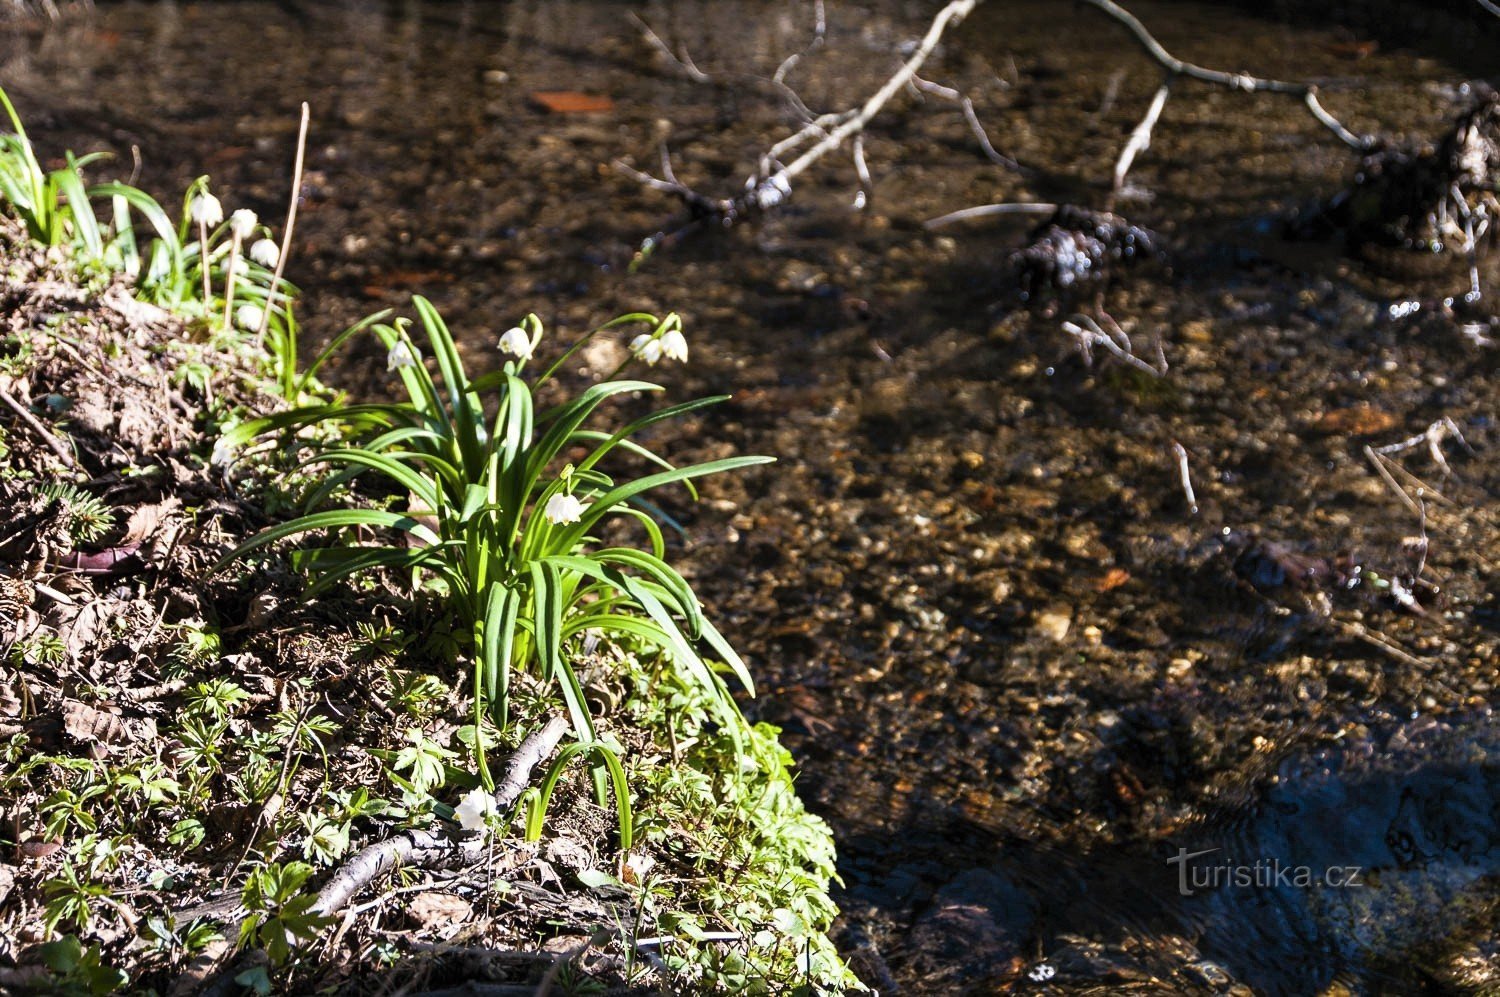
[218, 299, 770, 798]
[615, 639, 863, 992]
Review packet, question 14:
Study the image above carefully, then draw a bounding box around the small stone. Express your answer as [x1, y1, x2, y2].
[1034, 608, 1072, 642]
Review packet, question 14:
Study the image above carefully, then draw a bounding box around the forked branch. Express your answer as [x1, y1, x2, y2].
[1078, 0, 1371, 195]
[620, 0, 982, 232]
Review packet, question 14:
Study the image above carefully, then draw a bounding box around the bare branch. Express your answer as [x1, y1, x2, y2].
[923, 201, 1058, 229]
[1078, 0, 1371, 152]
[772, 0, 827, 85]
[624, 0, 982, 229]
[629, 12, 710, 83]
[1061, 312, 1166, 376]
[1113, 78, 1171, 196]
[912, 73, 1022, 171]
[1171, 440, 1198, 515]
[0, 387, 76, 467]
[769, 0, 980, 192]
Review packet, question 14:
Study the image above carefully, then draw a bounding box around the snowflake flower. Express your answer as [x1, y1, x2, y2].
[235, 303, 264, 331]
[454, 787, 495, 832]
[630, 333, 664, 365]
[659, 328, 688, 363]
[387, 340, 418, 372]
[189, 192, 223, 227]
[229, 208, 258, 240]
[249, 238, 280, 267]
[543, 492, 587, 525]
[498, 326, 534, 360]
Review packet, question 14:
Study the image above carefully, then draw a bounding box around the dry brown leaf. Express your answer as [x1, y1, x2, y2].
[123, 497, 182, 545]
[60, 602, 104, 664]
[61, 699, 128, 745]
[1312, 406, 1399, 436]
[407, 891, 473, 932]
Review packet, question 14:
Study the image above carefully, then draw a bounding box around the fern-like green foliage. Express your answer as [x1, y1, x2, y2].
[41, 482, 112, 546]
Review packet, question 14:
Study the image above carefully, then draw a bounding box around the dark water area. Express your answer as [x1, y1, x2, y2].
[4, 1, 1498, 992]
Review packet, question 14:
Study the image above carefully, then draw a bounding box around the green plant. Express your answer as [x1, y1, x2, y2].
[0, 86, 103, 252]
[39, 483, 113, 545]
[217, 300, 771, 793]
[237, 861, 329, 966]
[32, 935, 127, 996]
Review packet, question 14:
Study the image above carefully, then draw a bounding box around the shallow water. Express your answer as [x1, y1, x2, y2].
[4, 1, 1498, 991]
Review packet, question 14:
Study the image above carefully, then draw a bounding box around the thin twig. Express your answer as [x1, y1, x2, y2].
[772, 0, 826, 85]
[623, 0, 981, 226]
[256, 102, 309, 349]
[923, 201, 1058, 229]
[911, 73, 1022, 170]
[1364, 445, 1422, 516]
[1113, 77, 1171, 196]
[769, 0, 980, 194]
[1171, 441, 1198, 515]
[0, 387, 76, 467]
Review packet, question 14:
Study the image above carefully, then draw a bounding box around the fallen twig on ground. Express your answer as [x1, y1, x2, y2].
[313, 715, 568, 917]
[184, 716, 570, 997]
[0, 386, 77, 467]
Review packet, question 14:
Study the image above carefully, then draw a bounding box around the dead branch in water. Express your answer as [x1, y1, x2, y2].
[619, 0, 990, 239]
[1078, 0, 1371, 194]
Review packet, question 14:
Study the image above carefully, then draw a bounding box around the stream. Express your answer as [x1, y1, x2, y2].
[3, 1, 1497, 992]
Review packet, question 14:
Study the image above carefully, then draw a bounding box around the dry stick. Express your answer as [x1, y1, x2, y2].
[187, 717, 569, 996]
[1078, 0, 1370, 153]
[762, 0, 980, 199]
[0, 387, 76, 467]
[772, 0, 826, 85]
[1171, 440, 1198, 515]
[1479, 0, 1500, 18]
[1113, 77, 1172, 196]
[911, 74, 1021, 171]
[1364, 444, 1423, 517]
[221, 230, 242, 328]
[923, 200, 1058, 229]
[313, 715, 568, 917]
[197, 217, 211, 305]
[623, 0, 980, 222]
[256, 102, 309, 350]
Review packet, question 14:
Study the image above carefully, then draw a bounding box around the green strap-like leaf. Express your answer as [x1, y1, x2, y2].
[529, 561, 593, 741]
[591, 548, 702, 638]
[480, 582, 521, 734]
[524, 741, 632, 851]
[557, 456, 774, 549]
[213, 508, 440, 573]
[296, 448, 441, 513]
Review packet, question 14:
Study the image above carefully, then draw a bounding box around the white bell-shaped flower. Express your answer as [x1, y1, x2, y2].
[386, 340, 418, 372]
[189, 192, 224, 227]
[454, 787, 496, 832]
[498, 326, 534, 360]
[543, 492, 587, 525]
[229, 208, 258, 240]
[249, 238, 280, 267]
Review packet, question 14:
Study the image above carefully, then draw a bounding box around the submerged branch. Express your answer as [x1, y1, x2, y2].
[1079, 0, 1371, 156]
[622, 0, 982, 231]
